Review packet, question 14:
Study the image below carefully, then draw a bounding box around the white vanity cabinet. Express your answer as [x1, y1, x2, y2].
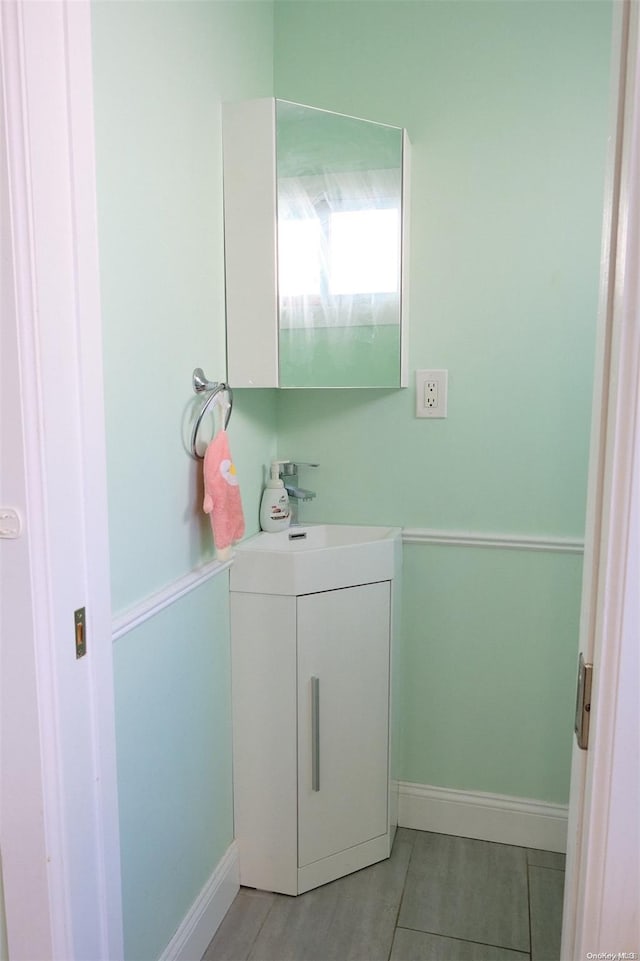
[229, 525, 401, 895]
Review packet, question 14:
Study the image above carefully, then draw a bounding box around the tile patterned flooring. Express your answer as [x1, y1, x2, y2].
[202, 829, 566, 961]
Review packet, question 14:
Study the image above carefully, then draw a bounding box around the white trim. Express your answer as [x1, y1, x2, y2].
[400, 129, 411, 387]
[112, 559, 232, 641]
[1, 2, 123, 958]
[401, 528, 583, 554]
[398, 782, 568, 853]
[112, 527, 585, 645]
[563, 2, 640, 956]
[1, 4, 59, 955]
[64, 6, 124, 959]
[157, 842, 239, 961]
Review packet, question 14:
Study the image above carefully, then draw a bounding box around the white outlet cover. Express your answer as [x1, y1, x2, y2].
[416, 369, 448, 418]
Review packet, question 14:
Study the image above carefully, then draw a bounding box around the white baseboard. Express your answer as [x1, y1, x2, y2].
[158, 841, 239, 961]
[398, 782, 568, 853]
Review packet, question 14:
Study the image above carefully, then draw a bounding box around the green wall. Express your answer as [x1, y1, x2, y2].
[92, 3, 613, 954]
[403, 545, 582, 800]
[113, 577, 232, 961]
[92, 0, 275, 614]
[274, 0, 612, 802]
[91, 3, 275, 958]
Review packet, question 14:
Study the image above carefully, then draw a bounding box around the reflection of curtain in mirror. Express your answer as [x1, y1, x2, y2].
[277, 166, 401, 387]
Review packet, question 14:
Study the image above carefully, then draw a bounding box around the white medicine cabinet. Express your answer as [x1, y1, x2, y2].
[222, 98, 410, 388]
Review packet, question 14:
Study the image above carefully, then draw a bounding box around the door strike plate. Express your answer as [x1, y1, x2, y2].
[574, 652, 592, 750]
[74, 607, 87, 659]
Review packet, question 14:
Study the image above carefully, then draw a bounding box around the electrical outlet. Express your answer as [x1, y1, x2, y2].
[416, 369, 448, 418]
[424, 380, 438, 408]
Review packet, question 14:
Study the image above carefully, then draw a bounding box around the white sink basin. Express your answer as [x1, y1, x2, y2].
[230, 524, 401, 595]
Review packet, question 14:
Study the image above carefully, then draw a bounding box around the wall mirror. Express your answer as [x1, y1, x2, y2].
[223, 98, 409, 389]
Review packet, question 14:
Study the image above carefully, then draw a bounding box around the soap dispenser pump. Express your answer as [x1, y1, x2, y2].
[260, 462, 291, 532]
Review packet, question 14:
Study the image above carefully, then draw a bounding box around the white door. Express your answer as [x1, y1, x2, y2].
[561, 1, 640, 956]
[0, 45, 54, 957]
[0, 3, 122, 958]
[297, 582, 390, 867]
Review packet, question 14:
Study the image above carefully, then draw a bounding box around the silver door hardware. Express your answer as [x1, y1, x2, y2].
[311, 676, 320, 791]
[574, 653, 593, 750]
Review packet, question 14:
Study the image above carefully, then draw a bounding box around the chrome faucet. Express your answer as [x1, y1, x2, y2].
[277, 461, 319, 523]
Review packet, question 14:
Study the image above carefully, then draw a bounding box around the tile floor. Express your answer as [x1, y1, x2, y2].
[202, 829, 565, 961]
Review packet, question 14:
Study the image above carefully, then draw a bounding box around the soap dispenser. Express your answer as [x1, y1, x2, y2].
[260, 462, 291, 532]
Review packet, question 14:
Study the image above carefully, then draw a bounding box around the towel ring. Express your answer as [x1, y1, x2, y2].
[191, 368, 233, 459]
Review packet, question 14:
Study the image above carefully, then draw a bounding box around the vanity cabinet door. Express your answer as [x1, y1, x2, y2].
[297, 581, 390, 868]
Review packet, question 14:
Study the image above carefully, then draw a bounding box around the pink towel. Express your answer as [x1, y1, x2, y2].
[203, 430, 245, 559]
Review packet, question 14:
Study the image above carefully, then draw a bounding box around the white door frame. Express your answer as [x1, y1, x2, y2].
[0, 2, 122, 959]
[561, 0, 640, 956]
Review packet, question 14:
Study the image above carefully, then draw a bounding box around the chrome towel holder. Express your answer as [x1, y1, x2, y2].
[191, 367, 233, 459]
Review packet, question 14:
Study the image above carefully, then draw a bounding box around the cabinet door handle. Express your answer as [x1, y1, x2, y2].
[311, 675, 320, 792]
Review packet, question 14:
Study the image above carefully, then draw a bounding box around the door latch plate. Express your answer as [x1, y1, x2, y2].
[574, 652, 592, 750]
[75, 607, 87, 659]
